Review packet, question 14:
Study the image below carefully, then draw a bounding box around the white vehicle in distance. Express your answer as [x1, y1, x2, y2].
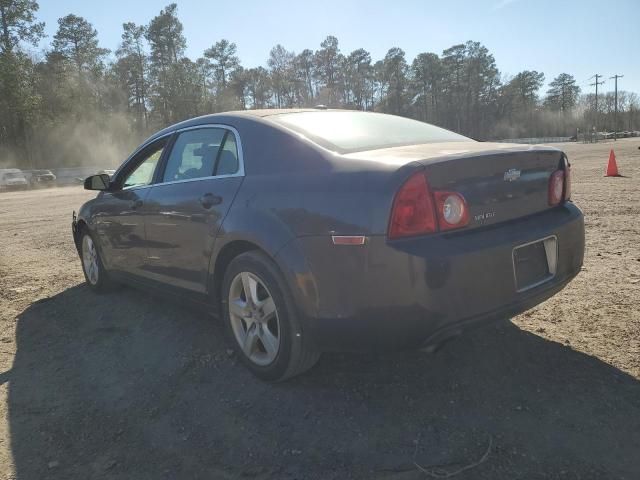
[0, 169, 29, 191]
[97, 169, 116, 178]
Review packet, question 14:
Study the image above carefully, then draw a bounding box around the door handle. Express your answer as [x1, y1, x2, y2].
[200, 193, 222, 209]
[130, 199, 143, 209]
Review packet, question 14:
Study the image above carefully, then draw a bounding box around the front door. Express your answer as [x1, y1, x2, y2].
[143, 127, 244, 292]
[95, 138, 168, 275]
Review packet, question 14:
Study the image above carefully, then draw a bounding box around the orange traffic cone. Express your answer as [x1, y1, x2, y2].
[605, 149, 621, 177]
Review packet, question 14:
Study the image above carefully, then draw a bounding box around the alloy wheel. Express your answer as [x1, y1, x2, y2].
[228, 271, 280, 366]
[82, 235, 99, 285]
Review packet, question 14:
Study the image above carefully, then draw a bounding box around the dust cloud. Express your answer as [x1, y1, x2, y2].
[0, 113, 147, 171]
[493, 110, 584, 139]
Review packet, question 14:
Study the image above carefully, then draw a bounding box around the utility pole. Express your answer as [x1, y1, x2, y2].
[610, 74, 624, 140]
[590, 74, 605, 132]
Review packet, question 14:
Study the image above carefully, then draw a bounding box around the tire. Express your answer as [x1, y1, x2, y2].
[79, 228, 114, 293]
[222, 251, 320, 381]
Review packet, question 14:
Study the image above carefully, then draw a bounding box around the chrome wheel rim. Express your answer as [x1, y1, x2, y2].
[228, 272, 280, 366]
[82, 235, 99, 285]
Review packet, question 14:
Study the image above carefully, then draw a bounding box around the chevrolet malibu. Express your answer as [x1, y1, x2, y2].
[72, 109, 584, 381]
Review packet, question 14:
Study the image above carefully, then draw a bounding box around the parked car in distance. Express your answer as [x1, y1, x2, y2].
[97, 169, 116, 178]
[28, 169, 57, 188]
[73, 109, 585, 381]
[0, 168, 29, 191]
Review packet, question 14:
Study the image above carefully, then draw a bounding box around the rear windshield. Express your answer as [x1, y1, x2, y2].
[270, 111, 472, 153]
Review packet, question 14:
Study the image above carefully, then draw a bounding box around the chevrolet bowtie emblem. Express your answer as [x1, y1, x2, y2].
[503, 168, 521, 182]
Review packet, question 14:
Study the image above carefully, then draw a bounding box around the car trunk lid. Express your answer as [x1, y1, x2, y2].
[344, 141, 566, 233]
[423, 146, 564, 230]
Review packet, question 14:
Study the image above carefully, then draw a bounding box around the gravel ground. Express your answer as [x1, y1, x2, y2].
[0, 139, 639, 479]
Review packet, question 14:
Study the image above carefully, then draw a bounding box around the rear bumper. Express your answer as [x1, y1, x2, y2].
[284, 203, 584, 352]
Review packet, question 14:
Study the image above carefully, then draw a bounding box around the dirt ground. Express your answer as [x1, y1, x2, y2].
[0, 138, 639, 479]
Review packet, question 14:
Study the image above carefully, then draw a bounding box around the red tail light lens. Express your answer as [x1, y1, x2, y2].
[434, 191, 470, 231]
[388, 172, 437, 239]
[563, 158, 572, 201]
[548, 170, 565, 206]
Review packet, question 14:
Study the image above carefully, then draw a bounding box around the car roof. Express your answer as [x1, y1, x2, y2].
[225, 108, 325, 118]
[144, 108, 341, 145]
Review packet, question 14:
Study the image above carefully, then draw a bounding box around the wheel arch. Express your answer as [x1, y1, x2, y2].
[73, 218, 89, 253]
[209, 239, 263, 308]
[207, 235, 319, 323]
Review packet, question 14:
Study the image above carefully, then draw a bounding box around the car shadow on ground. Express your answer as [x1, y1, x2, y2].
[6, 284, 640, 479]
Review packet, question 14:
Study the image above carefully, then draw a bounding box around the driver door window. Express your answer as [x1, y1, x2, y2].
[161, 128, 227, 183]
[122, 141, 166, 189]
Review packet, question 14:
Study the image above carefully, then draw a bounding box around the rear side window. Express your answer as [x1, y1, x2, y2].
[216, 133, 239, 176]
[162, 128, 226, 183]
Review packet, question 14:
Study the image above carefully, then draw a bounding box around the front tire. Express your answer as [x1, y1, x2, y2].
[80, 229, 114, 293]
[222, 251, 320, 381]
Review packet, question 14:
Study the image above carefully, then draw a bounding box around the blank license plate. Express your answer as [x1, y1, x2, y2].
[512, 236, 557, 292]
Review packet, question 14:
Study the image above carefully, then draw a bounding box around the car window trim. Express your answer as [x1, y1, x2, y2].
[153, 124, 245, 188]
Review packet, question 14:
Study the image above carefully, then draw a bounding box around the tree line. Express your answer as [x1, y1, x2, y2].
[1, 1, 638, 168]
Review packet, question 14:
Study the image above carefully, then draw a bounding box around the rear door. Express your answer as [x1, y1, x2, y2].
[95, 137, 168, 275]
[142, 126, 244, 292]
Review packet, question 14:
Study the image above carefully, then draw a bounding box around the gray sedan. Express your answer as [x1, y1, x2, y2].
[72, 109, 585, 381]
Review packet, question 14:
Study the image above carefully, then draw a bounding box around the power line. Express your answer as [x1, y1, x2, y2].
[589, 74, 605, 130]
[609, 74, 624, 140]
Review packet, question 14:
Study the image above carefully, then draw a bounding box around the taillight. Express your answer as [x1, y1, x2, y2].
[388, 172, 437, 239]
[548, 170, 565, 206]
[388, 172, 470, 239]
[563, 157, 571, 201]
[433, 191, 470, 231]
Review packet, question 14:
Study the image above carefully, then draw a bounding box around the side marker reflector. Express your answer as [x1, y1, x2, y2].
[332, 235, 366, 245]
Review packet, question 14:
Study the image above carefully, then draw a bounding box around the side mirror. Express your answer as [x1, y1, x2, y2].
[84, 174, 111, 191]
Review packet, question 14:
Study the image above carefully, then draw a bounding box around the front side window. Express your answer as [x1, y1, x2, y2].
[162, 128, 228, 183]
[123, 141, 166, 189]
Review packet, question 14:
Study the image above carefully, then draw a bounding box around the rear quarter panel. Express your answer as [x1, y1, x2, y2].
[211, 118, 418, 314]
[216, 118, 415, 242]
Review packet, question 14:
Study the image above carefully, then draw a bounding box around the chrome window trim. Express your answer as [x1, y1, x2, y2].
[120, 183, 155, 192]
[151, 171, 244, 188]
[113, 123, 245, 193]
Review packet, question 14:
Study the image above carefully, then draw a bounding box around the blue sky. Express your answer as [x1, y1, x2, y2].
[36, 0, 639, 94]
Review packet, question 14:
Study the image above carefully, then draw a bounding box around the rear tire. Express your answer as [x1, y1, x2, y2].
[79, 229, 114, 293]
[222, 251, 320, 381]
